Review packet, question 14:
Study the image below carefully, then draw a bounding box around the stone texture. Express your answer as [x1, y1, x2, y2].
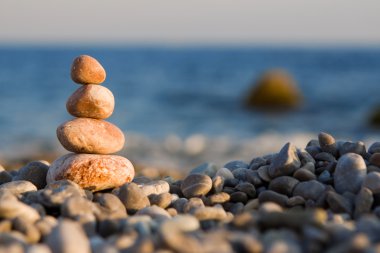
[57, 118, 125, 154]
[47, 153, 134, 192]
[71, 55, 106, 85]
[293, 180, 325, 201]
[66, 85, 114, 119]
[117, 183, 150, 214]
[362, 172, 380, 194]
[318, 132, 337, 156]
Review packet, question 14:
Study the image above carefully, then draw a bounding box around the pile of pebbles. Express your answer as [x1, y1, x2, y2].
[2, 132, 380, 252]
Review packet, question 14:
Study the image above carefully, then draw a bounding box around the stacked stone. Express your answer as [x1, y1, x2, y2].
[47, 55, 135, 191]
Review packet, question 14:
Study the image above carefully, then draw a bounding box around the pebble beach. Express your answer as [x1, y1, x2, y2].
[1, 53, 380, 253]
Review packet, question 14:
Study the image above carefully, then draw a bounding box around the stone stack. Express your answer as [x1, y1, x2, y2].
[47, 55, 135, 191]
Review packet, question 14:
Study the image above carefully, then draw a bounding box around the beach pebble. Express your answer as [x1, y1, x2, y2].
[172, 198, 188, 213]
[93, 193, 126, 218]
[369, 153, 380, 167]
[230, 192, 248, 203]
[66, 85, 114, 119]
[268, 143, 301, 178]
[47, 153, 134, 192]
[183, 198, 205, 213]
[0, 167, 12, 185]
[339, 141, 366, 156]
[297, 149, 316, 165]
[61, 196, 94, 218]
[315, 152, 336, 162]
[45, 219, 91, 253]
[12, 217, 41, 243]
[57, 118, 125, 154]
[14, 161, 49, 189]
[71, 55, 106, 84]
[293, 168, 316, 181]
[189, 163, 218, 178]
[368, 142, 380, 154]
[0, 180, 37, 196]
[334, 153, 367, 194]
[136, 206, 171, 220]
[193, 206, 227, 221]
[26, 244, 52, 253]
[249, 157, 267, 170]
[212, 176, 224, 193]
[223, 160, 249, 171]
[257, 165, 271, 182]
[138, 180, 170, 197]
[39, 180, 86, 207]
[35, 216, 58, 238]
[362, 172, 380, 194]
[268, 176, 299, 197]
[293, 180, 325, 201]
[326, 191, 353, 214]
[148, 193, 172, 209]
[318, 132, 337, 156]
[117, 183, 150, 214]
[355, 187, 373, 218]
[287, 196, 305, 207]
[235, 182, 256, 198]
[159, 215, 202, 253]
[207, 192, 230, 205]
[258, 190, 289, 207]
[181, 174, 212, 198]
[215, 167, 234, 180]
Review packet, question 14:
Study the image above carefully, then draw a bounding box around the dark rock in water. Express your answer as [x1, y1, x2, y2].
[244, 69, 302, 110]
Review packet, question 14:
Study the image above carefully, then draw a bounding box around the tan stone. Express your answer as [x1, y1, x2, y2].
[71, 55, 106, 84]
[57, 118, 125, 154]
[66, 85, 114, 119]
[47, 153, 135, 191]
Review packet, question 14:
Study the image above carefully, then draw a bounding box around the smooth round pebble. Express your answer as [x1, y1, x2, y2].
[47, 154, 134, 192]
[14, 161, 49, 189]
[181, 174, 212, 198]
[138, 180, 170, 196]
[117, 183, 150, 213]
[57, 118, 125, 154]
[268, 176, 299, 196]
[66, 85, 114, 119]
[71, 55, 106, 84]
[292, 180, 325, 201]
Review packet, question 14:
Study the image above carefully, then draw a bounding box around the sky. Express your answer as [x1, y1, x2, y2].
[1, 0, 379, 46]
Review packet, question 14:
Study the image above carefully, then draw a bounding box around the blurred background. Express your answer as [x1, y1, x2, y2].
[0, 0, 380, 171]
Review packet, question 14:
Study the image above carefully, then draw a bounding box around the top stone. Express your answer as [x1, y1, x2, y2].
[71, 55, 106, 84]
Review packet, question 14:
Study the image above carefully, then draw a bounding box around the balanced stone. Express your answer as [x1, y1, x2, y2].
[66, 85, 114, 119]
[57, 118, 125, 154]
[71, 55, 106, 85]
[47, 154, 134, 192]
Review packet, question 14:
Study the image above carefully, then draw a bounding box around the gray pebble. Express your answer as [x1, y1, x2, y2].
[248, 157, 267, 170]
[224, 160, 249, 171]
[315, 152, 337, 162]
[235, 182, 256, 198]
[293, 180, 325, 201]
[257, 165, 271, 182]
[39, 180, 86, 207]
[297, 149, 316, 165]
[339, 141, 366, 156]
[258, 190, 289, 207]
[181, 174, 212, 198]
[93, 193, 127, 219]
[138, 180, 170, 197]
[230, 192, 248, 203]
[287, 196, 305, 207]
[117, 183, 150, 214]
[136, 205, 171, 220]
[45, 219, 91, 253]
[369, 142, 380, 154]
[183, 197, 205, 213]
[268, 176, 299, 197]
[0, 180, 37, 196]
[268, 143, 301, 178]
[148, 192, 172, 209]
[293, 168, 317, 181]
[215, 167, 234, 180]
[0, 190, 40, 223]
[362, 172, 380, 194]
[207, 192, 230, 205]
[326, 191, 353, 215]
[14, 161, 49, 189]
[0, 167, 12, 185]
[61, 196, 94, 218]
[318, 170, 331, 183]
[232, 168, 249, 181]
[189, 163, 218, 177]
[172, 198, 188, 213]
[369, 153, 380, 167]
[354, 187, 373, 218]
[334, 153, 367, 194]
